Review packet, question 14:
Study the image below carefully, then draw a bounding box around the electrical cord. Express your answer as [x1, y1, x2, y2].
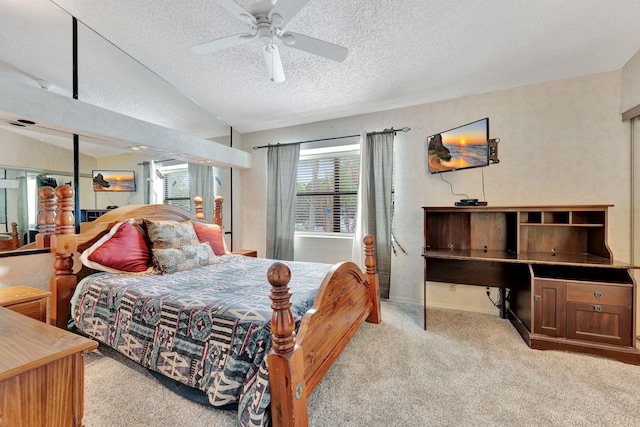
[439, 168, 488, 202]
[439, 173, 469, 199]
[485, 287, 501, 309]
[485, 288, 510, 310]
[481, 167, 486, 202]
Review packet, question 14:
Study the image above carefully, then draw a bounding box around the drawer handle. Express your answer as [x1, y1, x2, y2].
[594, 304, 602, 312]
[594, 291, 603, 298]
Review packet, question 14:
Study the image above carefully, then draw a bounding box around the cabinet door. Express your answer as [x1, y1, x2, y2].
[567, 302, 631, 346]
[533, 279, 566, 337]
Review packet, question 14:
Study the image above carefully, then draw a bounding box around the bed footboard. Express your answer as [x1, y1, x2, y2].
[268, 234, 381, 427]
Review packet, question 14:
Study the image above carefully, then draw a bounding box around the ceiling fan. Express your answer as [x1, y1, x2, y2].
[191, 0, 348, 83]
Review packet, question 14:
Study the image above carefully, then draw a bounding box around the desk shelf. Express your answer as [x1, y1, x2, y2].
[422, 204, 640, 365]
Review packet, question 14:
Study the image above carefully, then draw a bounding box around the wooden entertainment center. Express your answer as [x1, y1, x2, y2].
[422, 205, 640, 364]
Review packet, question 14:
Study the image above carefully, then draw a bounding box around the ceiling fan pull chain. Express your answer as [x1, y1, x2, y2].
[271, 45, 275, 82]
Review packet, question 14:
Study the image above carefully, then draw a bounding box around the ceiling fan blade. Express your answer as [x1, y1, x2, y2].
[214, 0, 256, 25]
[262, 44, 285, 83]
[191, 33, 255, 54]
[280, 31, 348, 62]
[269, 0, 313, 27]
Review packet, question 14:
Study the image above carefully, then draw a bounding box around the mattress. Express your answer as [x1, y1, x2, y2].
[72, 254, 331, 426]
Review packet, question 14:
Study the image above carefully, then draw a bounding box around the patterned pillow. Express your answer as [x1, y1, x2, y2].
[152, 243, 218, 274]
[144, 219, 200, 249]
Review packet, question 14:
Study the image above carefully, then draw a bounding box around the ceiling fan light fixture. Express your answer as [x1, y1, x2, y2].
[194, 0, 347, 81]
[239, 13, 255, 26]
[270, 13, 283, 28]
[279, 33, 295, 46]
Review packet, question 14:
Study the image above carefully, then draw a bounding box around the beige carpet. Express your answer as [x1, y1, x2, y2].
[84, 301, 640, 426]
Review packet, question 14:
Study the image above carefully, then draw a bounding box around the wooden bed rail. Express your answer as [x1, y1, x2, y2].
[268, 234, 381, 427]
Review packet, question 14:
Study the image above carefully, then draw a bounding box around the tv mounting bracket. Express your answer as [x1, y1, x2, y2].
[488, 138, 500, 164]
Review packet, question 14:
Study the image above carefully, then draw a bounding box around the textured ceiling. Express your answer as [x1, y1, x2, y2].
[2, 0, 640, 149]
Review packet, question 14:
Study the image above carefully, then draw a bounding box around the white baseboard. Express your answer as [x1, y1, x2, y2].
[387, 296, 500, 316]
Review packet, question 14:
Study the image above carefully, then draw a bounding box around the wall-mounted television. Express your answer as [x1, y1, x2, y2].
[427, 117, 489, 174]
[92, 170, 136, 192]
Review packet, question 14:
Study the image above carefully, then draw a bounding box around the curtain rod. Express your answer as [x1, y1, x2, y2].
[252, 127, 411, 150]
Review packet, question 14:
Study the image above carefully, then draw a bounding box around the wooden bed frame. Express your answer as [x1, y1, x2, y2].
[43, 185, 381, 427]
[0, 222, 20, 252]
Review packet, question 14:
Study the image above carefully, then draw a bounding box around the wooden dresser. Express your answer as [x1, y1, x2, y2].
[423, 205, 640, 364]
[0, 307, 98, 426]
[0, 285, 51, 323]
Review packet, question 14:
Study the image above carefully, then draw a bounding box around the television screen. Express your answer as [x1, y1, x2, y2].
[427, 118, 489, 174]
[36, 174, 58, 188]
[92, 170, 136, 192]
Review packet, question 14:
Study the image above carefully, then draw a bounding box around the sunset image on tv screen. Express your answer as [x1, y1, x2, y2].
[93, 170, 136, 192]
[427, 118, 488, 173]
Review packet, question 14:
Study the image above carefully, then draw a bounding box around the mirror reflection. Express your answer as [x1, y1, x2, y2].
[0, 2, 232, 255]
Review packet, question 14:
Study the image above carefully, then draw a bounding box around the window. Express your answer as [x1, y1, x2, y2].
[295, 148, 359, 234]
[162, 167, 191, 211]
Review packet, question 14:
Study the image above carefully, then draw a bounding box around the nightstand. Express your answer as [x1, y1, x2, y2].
[0, 307, 98, 426]
[231, 249, 258, 257]
[0, 285, 51, 323]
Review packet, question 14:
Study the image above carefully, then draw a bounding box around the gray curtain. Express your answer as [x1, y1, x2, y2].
[188, 163, 214, 222]
[17, 176, 28, 243]
[364, 131, 394, 299]
[141, 161, 150, 204]
[0, 184, 6, 232]
[266, 144, 300, 260]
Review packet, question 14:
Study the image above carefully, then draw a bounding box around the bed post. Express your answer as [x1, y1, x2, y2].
[49, 185, 78, 329]
[9, 222, 19, 249]
[364, 234, 382, 324]
[213, 196, 223, 227]
[267, 262, 308, 427]
[36, 186, 56, 249]
[194, 195, 222, 226]
[193, 196, 204, 220]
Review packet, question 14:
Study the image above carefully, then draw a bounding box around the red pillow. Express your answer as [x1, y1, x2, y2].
[193, 222, 226, 256]
[81, 220, 151, 273]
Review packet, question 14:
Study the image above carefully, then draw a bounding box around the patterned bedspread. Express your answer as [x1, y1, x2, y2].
[72, 254, 332, 426]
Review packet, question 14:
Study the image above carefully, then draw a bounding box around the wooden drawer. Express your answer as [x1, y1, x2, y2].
[567, 302, 631, 346]
[0, 286, 50, 323]
[4, 300, 47, 323]
[567, 282, 632, 306]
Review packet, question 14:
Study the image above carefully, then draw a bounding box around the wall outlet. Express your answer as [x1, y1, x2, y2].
[449, 284, 457, 292]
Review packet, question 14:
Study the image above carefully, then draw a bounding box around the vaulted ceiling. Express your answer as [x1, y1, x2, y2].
[2, 0, 640, 154]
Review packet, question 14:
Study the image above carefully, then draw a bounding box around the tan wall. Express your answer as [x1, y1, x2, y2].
[237, 70, 633, 316]
[621, 47, 640, 115]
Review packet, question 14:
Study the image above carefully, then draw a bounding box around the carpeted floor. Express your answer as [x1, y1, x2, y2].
[84, 301, 640, 426]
